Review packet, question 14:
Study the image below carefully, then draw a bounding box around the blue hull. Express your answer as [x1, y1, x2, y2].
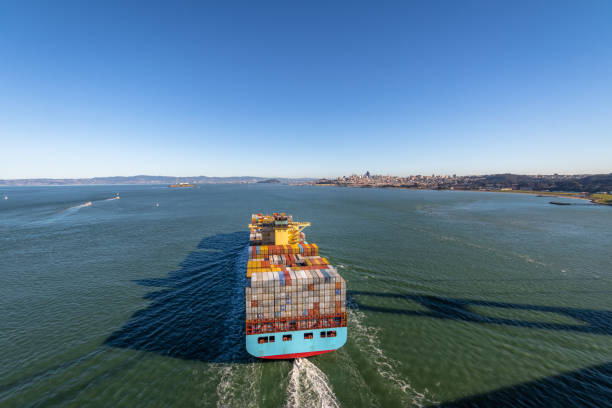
[246, 327, 347, 359]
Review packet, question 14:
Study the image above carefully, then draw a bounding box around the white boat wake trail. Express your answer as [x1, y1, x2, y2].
[285, 358, 339, 408]
[349, 305, 437, 407]
[216, 362, 261, 408]
[66, 202, 91, 211]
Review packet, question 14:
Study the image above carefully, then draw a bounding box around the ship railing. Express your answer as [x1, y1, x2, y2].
[246, 312, 347, 335]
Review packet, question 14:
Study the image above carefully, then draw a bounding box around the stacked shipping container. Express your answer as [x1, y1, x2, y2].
[245, 213, 348, 339]
[249, 243, 320, 259]
[245, 267, 346, 319]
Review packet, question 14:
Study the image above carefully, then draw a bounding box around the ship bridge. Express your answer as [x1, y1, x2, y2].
[249, 213, 310, 245]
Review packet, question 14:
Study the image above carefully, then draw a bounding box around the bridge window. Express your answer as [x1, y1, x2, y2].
[304, 333, 313, 340]
[269, 336, 275, 343]
[258, 336, 268, 344]
[327, 331, 336, 337]
[283, 334, 292, 341]
[320, 332, 326, 338]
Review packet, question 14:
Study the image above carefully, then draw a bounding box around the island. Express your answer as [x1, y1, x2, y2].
[169, 183, 195, 188]
[256, 179, 281, 184]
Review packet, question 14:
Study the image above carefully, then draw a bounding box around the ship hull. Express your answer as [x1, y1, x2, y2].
[245, 327, 347, 359]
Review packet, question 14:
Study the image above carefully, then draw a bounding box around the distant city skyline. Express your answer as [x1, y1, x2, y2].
[2, 1, 611, 179]
[2, 170, 610, 184]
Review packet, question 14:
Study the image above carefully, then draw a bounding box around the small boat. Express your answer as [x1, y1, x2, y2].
[550, 201, 571, 206]
[3, 195, 7, 200]
[84, 201, 92, 207]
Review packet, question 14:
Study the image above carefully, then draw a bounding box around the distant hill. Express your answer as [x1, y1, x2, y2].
[476, 173, 612, 193]
[0, 175, 314, 186]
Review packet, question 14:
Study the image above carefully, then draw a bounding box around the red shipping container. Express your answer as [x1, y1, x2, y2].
[283, 270, 291, 285]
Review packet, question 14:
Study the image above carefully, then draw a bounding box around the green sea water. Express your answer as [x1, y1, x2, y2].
[1, 185, 611, 407]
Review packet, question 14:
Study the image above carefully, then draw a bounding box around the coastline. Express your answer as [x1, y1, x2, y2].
[312, 184, 611, 206]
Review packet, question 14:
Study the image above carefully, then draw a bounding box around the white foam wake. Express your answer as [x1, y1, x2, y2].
[216, 363, 261, 408]
[66, 202, 92, 211]
[349, 305, 437, 407]
[285, 358, 340, 408]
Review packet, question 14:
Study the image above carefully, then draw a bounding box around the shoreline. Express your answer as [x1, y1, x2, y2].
[313, 184, 611, 205]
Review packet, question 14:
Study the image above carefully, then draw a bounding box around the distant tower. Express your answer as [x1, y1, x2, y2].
[365, 171, 371, 178]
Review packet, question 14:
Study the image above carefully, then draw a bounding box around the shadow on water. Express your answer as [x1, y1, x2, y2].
[348, 291, 612, 335]
[432, 362, 612, 408]
[350, 291, 612, 407]
[105, 231, 256, 363]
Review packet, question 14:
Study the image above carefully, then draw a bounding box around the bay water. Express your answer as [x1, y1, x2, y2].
[1, 185, 611, 407]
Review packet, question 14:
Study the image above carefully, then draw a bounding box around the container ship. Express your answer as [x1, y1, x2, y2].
[245, 213, 347, 359]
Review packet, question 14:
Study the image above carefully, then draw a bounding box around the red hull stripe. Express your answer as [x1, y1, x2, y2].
[259, 349, 336, 359]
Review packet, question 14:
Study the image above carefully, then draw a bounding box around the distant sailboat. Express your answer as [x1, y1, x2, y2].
[3, 195, 7, 200]
[155, 202, 160, 207]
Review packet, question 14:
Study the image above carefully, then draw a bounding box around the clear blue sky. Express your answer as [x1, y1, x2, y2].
[1, 1, 611, 179]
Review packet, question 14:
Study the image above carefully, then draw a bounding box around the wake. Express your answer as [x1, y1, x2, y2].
[65, 195, 119, 212]
[285, 358, 340, 408]
[216, 362, 261, 408]
[66, 201, 92, 211]
[348, 304, 437, 407]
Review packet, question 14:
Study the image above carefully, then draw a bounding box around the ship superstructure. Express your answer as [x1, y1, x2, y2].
[245, 213, 347, 359]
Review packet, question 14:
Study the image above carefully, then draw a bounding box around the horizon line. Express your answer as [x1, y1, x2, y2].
[1, 172, 612, 182]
